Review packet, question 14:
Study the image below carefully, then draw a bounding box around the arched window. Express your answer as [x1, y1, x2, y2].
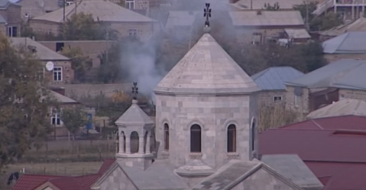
[121, 131, 126, 153]
[144, 131, 148, 153]
[190, 124, 202, 153]
[164, 123, 169, 151]
[251, 118, 256, 151]
[130, 131, 139, 153]
[227, 124, 236, 152]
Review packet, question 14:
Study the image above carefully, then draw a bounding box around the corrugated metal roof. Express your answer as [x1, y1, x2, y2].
[251, 66, 304, 90]
[307, 99, 366, 119]
[165, 11, 198, 29]
[229, 11, 304, 27]
[10, 37, 70, 61]
[320, 17, 366, 37]
[286, 59, 366, 89]
[284, 28, 311, 39]
[322, 31, 366, 54]
[32, 0, 155, 23]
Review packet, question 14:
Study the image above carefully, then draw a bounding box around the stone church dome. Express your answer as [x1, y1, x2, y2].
[155, 33, 260, 95]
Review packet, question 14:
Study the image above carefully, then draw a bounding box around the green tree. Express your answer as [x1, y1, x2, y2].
[0, 33, 55, 170]
[62, 13, 102, 40]
[311, 12, 343, 31]
[61, 46, 92, 82]
[97, 43, 124, 83]
[20, 21, 36, 38]
[60, 107, 87, 143]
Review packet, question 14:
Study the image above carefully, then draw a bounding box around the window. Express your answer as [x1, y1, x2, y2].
[53, 67, 62, 81]
[51, 113, 61, 125]
[251, 118, 256, 151]
[129, 29, 137, 37]
[273, 96, 282, 102]
[121, 131, 126, 153]
[164, 123, 169, 151]
[190, 124, 201, 153]
[227, 124, 236, 152]
[130, 131, 139, 153]
[7, 26, 18, 37]
[125, 0, 135, 9]
[55, 42, 64, 52]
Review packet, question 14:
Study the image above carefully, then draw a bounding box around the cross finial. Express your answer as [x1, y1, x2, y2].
[204, 3, 211, 27]
[132, 82, 138, 100]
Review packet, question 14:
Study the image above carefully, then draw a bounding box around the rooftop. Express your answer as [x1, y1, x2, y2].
[231, 0, 305, 10]
[155, 33, 260, 95]
[229, 10, 304, 27]
[50, 90, 79, 104]
[251, 66, 304, 90]
[0, 0, 20, 8]
[9, 37, 70, 61]
[284, 28, 311, 39]
[320, 17, 366, 37]
[285, 59, 366, 90]
[114, 99, 153, 126]
[307, 99, 366, 119]
[32, 0, 155, 23]
[322, 31, 366, 54]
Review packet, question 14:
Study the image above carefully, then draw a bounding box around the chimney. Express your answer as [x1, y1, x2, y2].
[257, 10, 262, 15]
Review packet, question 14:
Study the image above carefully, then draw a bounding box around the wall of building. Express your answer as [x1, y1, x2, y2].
[339, 88, 366, 101]
[29, 20, 61, 36]
[0, 23, 6, 34]
[285, 86, 310, 114]
[48, 103, 80, 138]
[0, 4, 22, 36]
[39, 40, 115, 68]
[155, 93, 257, 170]
[44, 60, 74, 85]
[257, 90, 286, 106]
[324, 53, 366, 62]
[238, 168, 296, 190]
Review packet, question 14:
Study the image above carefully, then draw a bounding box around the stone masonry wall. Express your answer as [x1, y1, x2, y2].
[155, 93, 257, 170]
[285, 86, 310, 114]
[257, 90, 286, 106]
[325, 54, 366, 62]
[339, 88, 366, 101]
[44, 60, 74, 85]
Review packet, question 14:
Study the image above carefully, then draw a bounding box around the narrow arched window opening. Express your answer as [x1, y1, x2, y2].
[121, 131, 126, 153]
[227, 124, 236, 152]
[251, 119, 256, 151]
[164, 123, 169, 151]
[144, 131, 148, 153]
[190, 124, 202, 153]
[130, 131, 139, 153]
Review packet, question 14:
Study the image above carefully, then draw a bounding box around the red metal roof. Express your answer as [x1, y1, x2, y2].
[305, 162, 366, 190]
[281, 115, 366, 130]
[259, 129, 366, 163]
[12, 159, 115, 190]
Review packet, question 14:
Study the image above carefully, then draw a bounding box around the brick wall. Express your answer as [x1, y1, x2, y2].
[39, 40, 115, 67]
[325, 54, 366, 62]
[44, 60, 75, 85]
[339, 88, 366, 101]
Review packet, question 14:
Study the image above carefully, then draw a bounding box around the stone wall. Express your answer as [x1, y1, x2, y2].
[0, 4, 22, 36]
[155, 93, 257, 170]
[339, 88, 366, 101]
[29, 20, 61, 36]
[285, 86, 310, 114]
[325, 53, 366, 62]
[39, 40, 115, 68]
[257, 90, 286, 106]
[44, 60, 74, 85]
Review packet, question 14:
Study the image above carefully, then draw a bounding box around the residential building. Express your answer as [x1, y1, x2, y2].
[17, 0, 61, 19]
[164, 11, 198, 43]
[228, 10, 309, 44]
[11, 27, 323, 190]
[285, 59, 366, 114]
[9, 37, 75, 85]
[39, 40, 115, 68]
[313, 0, 366, 20]
[251, 66, 304, 106]
[322, 31, 366, 62]
[259, 115, 366, 189]
[319, 17, 366, 40]
[307, 98, 366, 118]
[0, 0, 21, 37]
[228, 0, 305, 11]
[29, 0, 156, 41]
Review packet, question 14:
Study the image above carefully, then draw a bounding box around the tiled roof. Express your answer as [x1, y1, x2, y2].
[280, 115, 366, 130]
[49, 174, 101, 190]
[12, 174, 64, 190]
[155, 33, 260, 95]
[259, 129, 366, 163]
[286, 59, 366, 90]
[229, 11, 304, 27]
[9, 37, 70, 61]
[251, 66, 304, 90]
[98, 158, 115, 174]
[322, 31, 366, 54]
[32, 0, 155, 23]
[307, 99, 366, 119]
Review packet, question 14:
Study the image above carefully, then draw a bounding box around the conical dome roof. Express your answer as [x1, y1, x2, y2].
[155, 34, 260, 95]
[115, 100, 153, 126]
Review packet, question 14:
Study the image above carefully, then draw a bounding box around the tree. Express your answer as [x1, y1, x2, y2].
[61, 46, 92, 82]
[0, 33, 55, 170]
[62, 13, 102, 40]
[264, 2, 280, 10]
[97, 43, 124, 83]
[60, 107, 87, 144]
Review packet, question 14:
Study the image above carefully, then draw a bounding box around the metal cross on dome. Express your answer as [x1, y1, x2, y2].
[204, 3, 211, 27]
[132, 82, 138, 100]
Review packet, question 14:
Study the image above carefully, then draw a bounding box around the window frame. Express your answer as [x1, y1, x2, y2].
[53, 66, 63, 81]
[227, 124, 237, 153]
[164, 123, 169, 151]
[190, 124, 202, 153]
[273, 96, 283, 102]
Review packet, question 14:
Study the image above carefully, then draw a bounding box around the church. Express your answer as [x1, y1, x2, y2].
[89, 19, 324, 189]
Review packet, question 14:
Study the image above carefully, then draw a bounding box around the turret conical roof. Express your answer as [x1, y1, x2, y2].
[155, 34, 260, 95]
[115, 100, 153, 126]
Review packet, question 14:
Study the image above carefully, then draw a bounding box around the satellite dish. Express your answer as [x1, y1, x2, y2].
[46, 61, 54, 71]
